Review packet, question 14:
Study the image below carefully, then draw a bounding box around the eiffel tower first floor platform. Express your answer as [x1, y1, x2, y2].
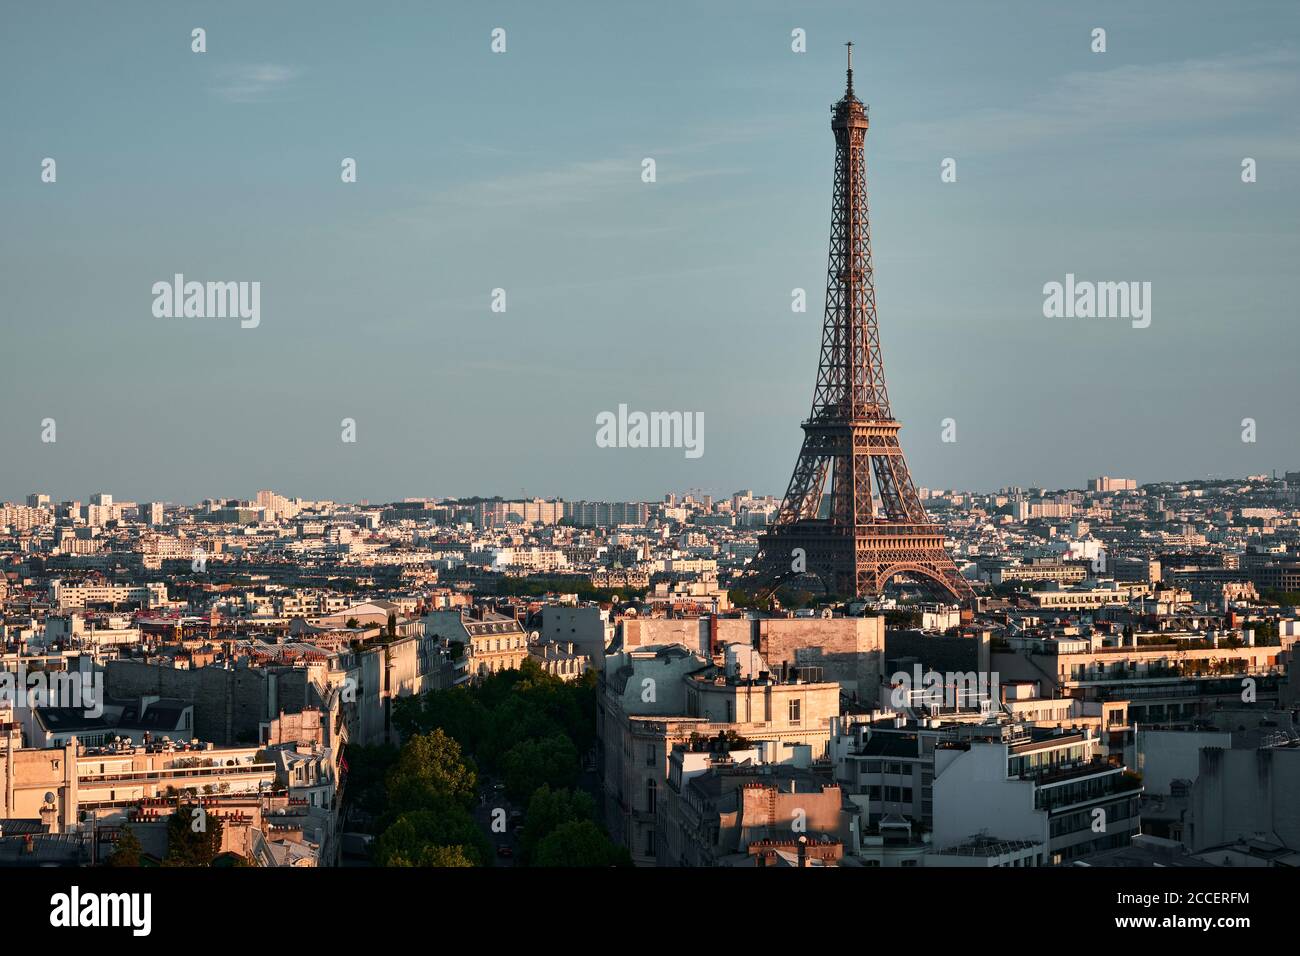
[749, 519, 975, 604]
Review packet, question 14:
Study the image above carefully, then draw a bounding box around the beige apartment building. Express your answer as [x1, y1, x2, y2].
[599, 644, 841, 865]
[1, 709, 340, 864]
[1019, 583, 1155, 610]
[425, 609, 529, 679]
[49, 581, 168, 611]
[529, 640, 590, 681]
[995, 632, 1294, 724]
[660, 751, 850, 867]
[620, 613, 884, 702]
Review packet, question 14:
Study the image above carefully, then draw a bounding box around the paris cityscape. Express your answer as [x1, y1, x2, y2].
[2, 0, 1295, 937]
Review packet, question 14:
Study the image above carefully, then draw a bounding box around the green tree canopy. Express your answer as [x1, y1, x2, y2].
[521, 785, 596, 863]
[391, 661, 595, 774]
[163, 803, 225, 867]
[373, 804, 489, 867]
[531, 820, 631, 868]
[105, 826, 143, 867]
[384, 729, 478, 822]
[499, 734, 579, 802]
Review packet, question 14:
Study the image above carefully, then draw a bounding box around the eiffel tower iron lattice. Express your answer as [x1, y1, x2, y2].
[750, 45, 974, 605]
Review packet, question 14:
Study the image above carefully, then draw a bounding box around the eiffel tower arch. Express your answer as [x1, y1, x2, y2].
[750, 45, 974, 606]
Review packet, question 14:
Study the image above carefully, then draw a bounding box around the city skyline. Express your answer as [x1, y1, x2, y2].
[8, 465, 1294, 510]
[4, 0, 1298, 504]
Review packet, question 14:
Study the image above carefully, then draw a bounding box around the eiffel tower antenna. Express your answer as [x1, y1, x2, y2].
[749, 57, 974, 605]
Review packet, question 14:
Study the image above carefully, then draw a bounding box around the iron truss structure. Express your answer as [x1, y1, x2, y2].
[750, 45, 974, 605]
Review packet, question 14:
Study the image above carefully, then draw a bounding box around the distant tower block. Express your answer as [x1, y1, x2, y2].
[750, 46, 973, 604]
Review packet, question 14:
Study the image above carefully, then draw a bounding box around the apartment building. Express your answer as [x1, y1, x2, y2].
[659, 751, 850, 867]
[528, 640, 590, 681]
[931, 726, 1143, 865]
[991, 560, 1088, 587]
[995, 631, 1293, 724]
[541, 605, 612, 670]
[424, 609, 529, 679]
[598, 643, 840, 865]
[50, 581, 168, 611]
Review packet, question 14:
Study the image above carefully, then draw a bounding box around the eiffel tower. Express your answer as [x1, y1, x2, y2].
[750, 44, 973, 605]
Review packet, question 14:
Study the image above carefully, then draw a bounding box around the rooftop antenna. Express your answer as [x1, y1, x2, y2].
[845, 41, 855, 96]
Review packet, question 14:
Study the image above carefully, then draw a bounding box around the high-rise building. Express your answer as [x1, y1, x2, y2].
[1088, 476, 1137, 492]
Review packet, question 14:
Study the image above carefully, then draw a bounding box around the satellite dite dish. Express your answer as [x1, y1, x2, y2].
[44, 792, 56, 804]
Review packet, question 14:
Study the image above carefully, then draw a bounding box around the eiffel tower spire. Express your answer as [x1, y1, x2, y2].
[750, 55, 973, 605]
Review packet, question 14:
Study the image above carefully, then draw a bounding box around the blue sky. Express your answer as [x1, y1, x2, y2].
[2, 0, 1297, 504]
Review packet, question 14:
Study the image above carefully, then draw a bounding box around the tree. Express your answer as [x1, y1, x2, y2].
[406, 845, 475, 867]
[393, 688, 489, 757]
[531, 820, 631, 867]
[163, 803, 224, 867]
[105, 826, 143, 867]
[520, 786, 596, 864]
[499, 734, 579, 802]
[384, 729, 478, 823]
[390, 658, 598, 778]
[373, 805, 489, 867]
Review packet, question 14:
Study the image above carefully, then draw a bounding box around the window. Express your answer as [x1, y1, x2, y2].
[789, 698, 801, 725]
[646, 779, 657, 814]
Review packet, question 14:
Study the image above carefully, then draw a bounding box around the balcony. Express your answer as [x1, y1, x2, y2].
[1029, 763, 1143, 813]
[1022, 758, 1119, 787]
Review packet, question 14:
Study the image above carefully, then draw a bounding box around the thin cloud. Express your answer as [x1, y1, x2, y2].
[894, 49, 1299, 154]
[211, 64, 301, 103]
[427, 118, 782, 209]
[436, 157, 742, 209]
